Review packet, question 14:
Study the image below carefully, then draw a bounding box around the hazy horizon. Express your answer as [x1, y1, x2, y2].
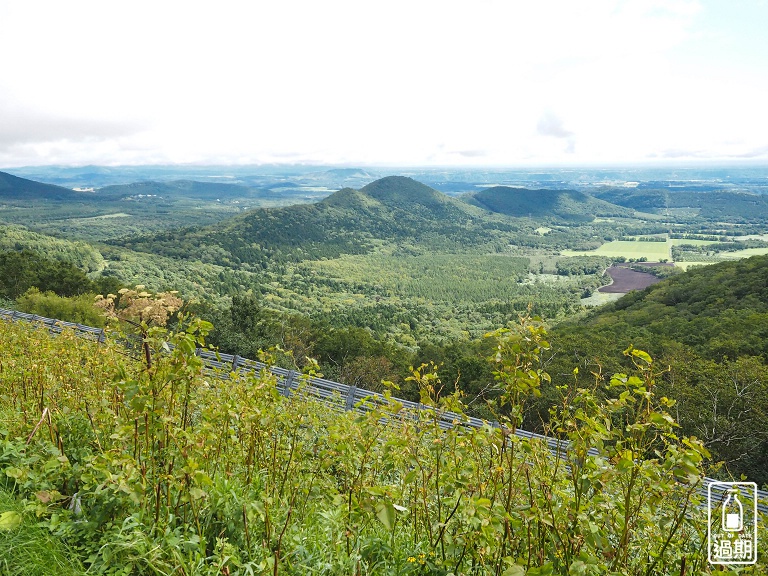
[2, 1, 767, 168]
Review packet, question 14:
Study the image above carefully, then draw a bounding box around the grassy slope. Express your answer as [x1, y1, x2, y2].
[0, 487, 85, 576]
[0, 319, 732, 575]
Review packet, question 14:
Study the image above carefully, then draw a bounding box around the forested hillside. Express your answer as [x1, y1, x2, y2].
[2, 172, 767, 487]
[465, 186, 634, 220]
[594, 188, 768, 221]
[0, 170, 81, 200]
[113, 176, 517, 268]
[545, 255, 768, 484]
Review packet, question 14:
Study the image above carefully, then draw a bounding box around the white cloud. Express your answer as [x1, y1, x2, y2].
[0, 0, 766, 166]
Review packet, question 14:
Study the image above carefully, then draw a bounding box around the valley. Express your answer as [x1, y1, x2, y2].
[1, 164, 768, 574]
[1, 166, 768, 437]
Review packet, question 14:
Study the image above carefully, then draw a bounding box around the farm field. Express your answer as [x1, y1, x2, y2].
[722, 247, 768, 258]
[561, 239, 670, 261]
[672, 248, 768, 270]
[598, 265, 664, 293]
[668, 238, 718, 246]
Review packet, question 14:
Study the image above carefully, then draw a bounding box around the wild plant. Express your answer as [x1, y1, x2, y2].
[0, 313, 745, 575]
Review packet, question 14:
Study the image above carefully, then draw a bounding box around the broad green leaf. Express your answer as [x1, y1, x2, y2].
[630, 348, 653, 364]
[375, 501, 395, 531]
[0, 511, 22, 531]
[503, 564, 526, 576]
[189, 487, 207, 500]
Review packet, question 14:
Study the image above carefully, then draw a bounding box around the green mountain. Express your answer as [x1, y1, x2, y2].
[593, 188, 768, 220]
[360, 176, 469, 217]
[0, 170, 82, 201]
[114, 176, 508, 268]
[465, 186, 634, 221]
[465, 186, 633, 220]
[556, 254, 768, 360]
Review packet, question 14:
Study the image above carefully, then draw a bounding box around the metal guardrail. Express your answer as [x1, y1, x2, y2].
[1, 306, 766, 513]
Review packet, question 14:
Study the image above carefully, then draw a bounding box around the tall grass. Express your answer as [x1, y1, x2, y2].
[0, 317, 764, 575]
[0, 476, 85, 575]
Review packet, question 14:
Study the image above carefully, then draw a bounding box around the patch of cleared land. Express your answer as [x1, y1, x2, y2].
[562, 240, 670, 261]
[581, 291, 624, 306]
[722, 247, 768, 258]
[71, 212, 132, 221]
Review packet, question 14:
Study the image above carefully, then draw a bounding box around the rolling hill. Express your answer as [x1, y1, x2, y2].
[0, 170, 84, 201]
[593, 188, 768, 220]
[113, 176, 513, 268]
[464, 186, 635, 221]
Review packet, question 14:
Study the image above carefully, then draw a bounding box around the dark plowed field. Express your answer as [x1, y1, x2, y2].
[598, 265, 664, 293]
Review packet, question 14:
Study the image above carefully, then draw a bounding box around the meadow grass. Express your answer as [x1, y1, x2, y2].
[0, 487, 86, 576]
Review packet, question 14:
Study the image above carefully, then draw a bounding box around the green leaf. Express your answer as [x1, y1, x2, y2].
[375, 501, 395, 531]
[527, 563, 554, 576]
[0, 511, 22, 531]
[630, 348, 653, 364]
[4, 467, 23, 480]
[189, 487, 207, 500]
[503, 564, 526, 576]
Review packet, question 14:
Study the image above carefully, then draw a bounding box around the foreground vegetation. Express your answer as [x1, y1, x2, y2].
[1, 315, 766, 575]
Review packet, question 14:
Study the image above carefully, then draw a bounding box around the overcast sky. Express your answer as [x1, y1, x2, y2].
[1, 0, 767, 168]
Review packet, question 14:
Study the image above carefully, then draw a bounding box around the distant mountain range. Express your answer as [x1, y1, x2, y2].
[97, 180, 270, 201]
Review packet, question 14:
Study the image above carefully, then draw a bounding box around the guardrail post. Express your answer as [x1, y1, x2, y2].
[98, 329, 106, 344]
[345, 386, 357, 411]
[282, 370, 296, 397]
[232, 355, 241, 372]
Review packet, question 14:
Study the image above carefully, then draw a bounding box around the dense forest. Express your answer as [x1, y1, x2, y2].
[2, 241, 768, 485]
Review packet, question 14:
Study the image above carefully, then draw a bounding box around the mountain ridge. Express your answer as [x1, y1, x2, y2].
[112, 176, 513, 267]
[0, 170, 83, 200]
[465, 186, 635, 220]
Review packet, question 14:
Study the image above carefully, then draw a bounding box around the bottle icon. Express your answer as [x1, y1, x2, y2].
[722, 488, 743, 532]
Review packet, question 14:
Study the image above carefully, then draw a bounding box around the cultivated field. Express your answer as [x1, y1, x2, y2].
[562, 239, 670, 261]
[599, 265, 664, 293]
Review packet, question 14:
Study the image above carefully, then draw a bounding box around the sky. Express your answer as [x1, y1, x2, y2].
[1, 0, 767, 168]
